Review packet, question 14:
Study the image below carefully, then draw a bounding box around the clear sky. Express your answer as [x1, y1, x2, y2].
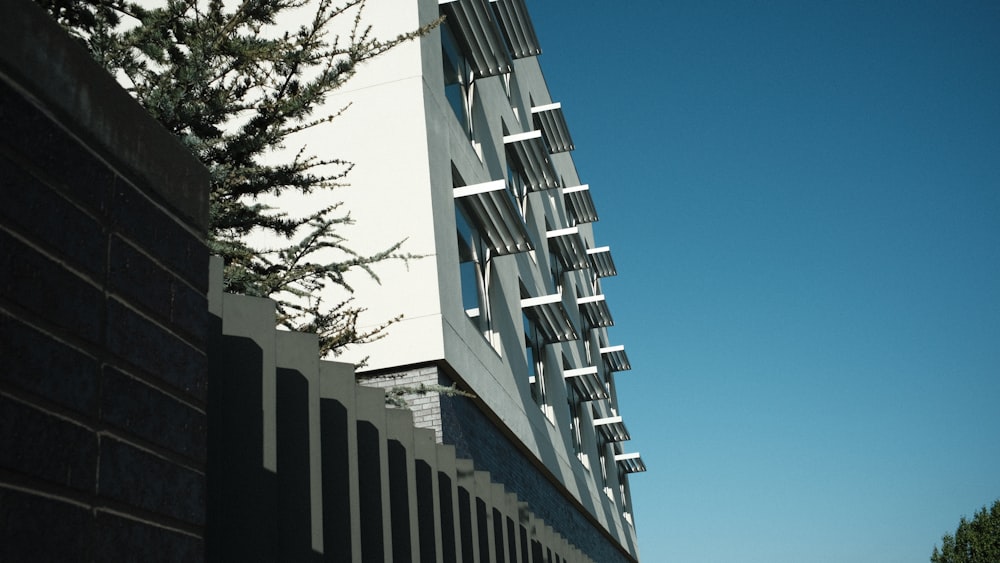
[531, 2, 1000, 562]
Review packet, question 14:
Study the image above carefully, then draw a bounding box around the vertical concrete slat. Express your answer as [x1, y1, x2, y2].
[559, 532, 571, 563]
[275, 331, 324, 559]
[385, 408, 420, 563]
[435, 443, 462, 563]
[413, 427, 443, 563]
[504, 492, 522, 563]
[531, 517, 549, 563]
[517, 501, 532, 563]
[541, 521, 556, 563]
[490, 483, 509, 563]
[455, 458, 478, 563]
[474, 470, 496, 563]
[355, 385, 394, 563]
[221, 293, 278, 473]
[212, 293, 281, 560]
[538, 516, 560, 562]
[319, 361, 362, 563]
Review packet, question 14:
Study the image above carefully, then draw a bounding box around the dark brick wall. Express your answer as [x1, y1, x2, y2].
[442, 389, 634, 563]
[0, 1, 210, 560]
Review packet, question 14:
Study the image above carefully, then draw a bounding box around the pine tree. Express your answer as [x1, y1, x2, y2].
[39, 0, 437, 362]
[931, 500, 1000, 563]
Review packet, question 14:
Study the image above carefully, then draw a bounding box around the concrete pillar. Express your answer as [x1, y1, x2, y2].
[386, 408, 421, 563]
[211, 293, 281, 560]
[503, 492, 522, 563]
[319, 361, 362, 562]
[275, 331, 324, 558]
[488, 483, 516, 563]
[474, 470, 497, 562]
[355, 385, 394, 563]
[435, 443, 463, 563]
[413, 427, 444, 563]
[455, 458, 479, 562]
[517, 501, 533, 563]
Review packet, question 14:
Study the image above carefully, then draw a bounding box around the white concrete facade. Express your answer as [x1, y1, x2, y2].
[288, 0, 644, 558]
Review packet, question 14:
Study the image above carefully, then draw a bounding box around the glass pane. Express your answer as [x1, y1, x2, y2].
[459, 260, 480, 313]
[441, 23, 468, 130]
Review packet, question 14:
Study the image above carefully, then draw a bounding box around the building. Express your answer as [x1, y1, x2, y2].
[1, 0, 643, 560]
[294, 1, 647, 561]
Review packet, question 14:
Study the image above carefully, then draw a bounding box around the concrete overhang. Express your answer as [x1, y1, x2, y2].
[577, 294, 614, 329]
[503, 130, 559, 191]
[615, 452, 646, 474]
[488, 0, 541, 58]
[546, 226, 589, 271]
[562, 184, 597, 225]
[531, 102, 574, 153]
[594, 415, 630, 442]
[586, 246, 617, 278]
[440, 0, 512, 78]
[454, 179, 533, 255]
[563, 366, 608, 401]
[600, 345, 631, 372]
[521, 293, 578, 344]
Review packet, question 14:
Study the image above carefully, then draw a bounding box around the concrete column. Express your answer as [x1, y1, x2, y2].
[474, 470, 497, 562]
[535, 518, 553, 563]
[502, 492, 522, 563]
[435, 443, 463, 563]
[275, 331, 324, 558]
[386, 408, 421, 563]
[319, 361, 362, 562]
[413, 427, 444, 563]
[355, 385, 394, 563]
[489, 483, 513, 563]
[454, 460, 481, 562]
[221, 293, 279, 473]
[213, 294, 281, 560]
[517, 501, 533, 563]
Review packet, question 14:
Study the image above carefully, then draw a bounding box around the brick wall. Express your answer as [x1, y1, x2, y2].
[364, 362, 637, 562]
[0, 1, 211, 560]
[360, 365, 445, 440]
[441, 390, 635, 563]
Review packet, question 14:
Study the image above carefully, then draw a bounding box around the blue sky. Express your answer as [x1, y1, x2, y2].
[531, 2, 1000, 562]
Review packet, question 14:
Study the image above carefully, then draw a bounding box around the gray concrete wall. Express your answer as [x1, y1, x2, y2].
[287, 2, 643, 557]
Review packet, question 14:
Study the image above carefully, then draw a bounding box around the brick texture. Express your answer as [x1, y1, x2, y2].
[442, 388, 633, 563]
[361, 366, 445, 440]
[365, 363, 634, 563]
[1, 3, 210, 559]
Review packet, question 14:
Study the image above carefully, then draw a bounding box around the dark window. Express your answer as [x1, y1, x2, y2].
[442, 22, 471, 134]
[456, 204, 490, 339]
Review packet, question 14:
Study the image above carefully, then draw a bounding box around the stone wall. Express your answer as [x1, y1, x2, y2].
[0, 1, 211, 561]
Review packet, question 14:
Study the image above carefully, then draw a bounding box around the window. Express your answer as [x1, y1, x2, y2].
[546, 218, 563, 292]
[442, 22, 472, 135]
[457, 204, 490, 340]
[506, 161, 529, 217]
[503, 72, 523, 124]
[565, 355, 585, 462]
[522, 306, 555, 421]
[523, 311, 544, 406]
[599, 446, 610, 490]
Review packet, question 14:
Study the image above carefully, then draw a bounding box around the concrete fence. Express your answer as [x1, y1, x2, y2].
[208, 260, 595, 562]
